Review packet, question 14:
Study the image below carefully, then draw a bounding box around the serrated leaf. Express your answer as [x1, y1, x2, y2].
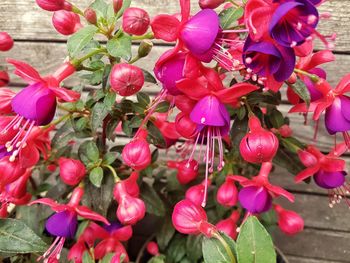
[68, 25, 98, 57]
[140, 183, 166, 216]
[0, 219, 47, 254]
[202, 233, 237, 263]
[290, 78, 311, 107]
[78, 141, 100, 165]
[89, 167, 104, 187]
[219, 7, 244, 29]
[107, 34, 132, 60]
[236, 216, 276, 263]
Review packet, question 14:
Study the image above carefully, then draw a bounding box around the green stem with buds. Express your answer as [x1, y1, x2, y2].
[294, 68, 320, 83]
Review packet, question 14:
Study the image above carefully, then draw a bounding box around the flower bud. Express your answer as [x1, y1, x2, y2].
[0, 32, 14, 52]
[114, 182, 146, 225]
[216, 211, 240, 240]
[113, 0, 123, 13]
[36, 0, 72, 11]
[122, 7, 150, 36]
[59, 157, 86, 186]
[122, 130, 151, 170]
[175, 112, 198, 139]
[138, 40, 153, 58]
[240, 116, 279, 163]
[0, 88, 16, 114]
[274, 205, 304, 235]
[0, 70, 9, 87]
[172, 199, 215, 237]
[146, 241, 159, 256]
[185, 180, 210, 206]
[238, 186, 272, 214]
[216, 177, 238, 207]
[199, 0, 225, 9]
[84, 8, 97, 25]
[0, 157, 26, 188]
[52, 10, 82, 36]
[110, 63, 144, 96]
[123, 171, 140, 197]
[278, 124, 293, 138]
[167, 159, 199, 185]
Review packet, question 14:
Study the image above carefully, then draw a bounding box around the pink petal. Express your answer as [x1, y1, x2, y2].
[294, 165, 320, 183]
[304, 50, 335, 71]
[6, 58, 43, 84]
[29, 198, 67, 212]
[176, 78, 210, 100]
[151, 14, 180, 42]
[334, 73, 350, 95]
[313, 100, 333, 120]
[76, 206, 110, 225]
[180, 0, 190, 21]
[266, 184, 295, 202]
[201, 67, 224, 92]
[50, 86, 80, 102]
[215, 83, 258, 104]
[329, 143, 347, 157]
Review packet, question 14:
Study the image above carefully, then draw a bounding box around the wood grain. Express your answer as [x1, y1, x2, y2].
[287, 255, 344, 263]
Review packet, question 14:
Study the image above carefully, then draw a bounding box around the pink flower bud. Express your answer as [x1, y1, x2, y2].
[146, 241, 159, 256]
[216, 177, 238, 207]
[274, 205, 304, 235]
[122, 130, 151, 170]
[36, 0, 72, 11]
[216, 211, 240, 240]
[185, 180, 209, 206]
[167, 159, 199, 185]
[0, 157, 26, 188]
[172, 199, 216, 237]
[122, 7, 150, 36]
[52, 10, 82, 36]
[199, 0, 225, 9]
[110, 63, 144, 96]
[84, 8, 97, 25]
[58, 157, 86, 186]
[240, 116, 279, 163]
[278, 124, 293, 138]
[123, 171, 140, 197]
[0, 88, 15, 114]
[175, 112, 198, 139]
[113, 0, 123, 13]
[114, 182, 146, 225]
[0, 32, 14, 51]
[0, 71, 9, 87]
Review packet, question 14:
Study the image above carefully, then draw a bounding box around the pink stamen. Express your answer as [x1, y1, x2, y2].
[202, 127, 211, 207]
[38, 236, 65, 262]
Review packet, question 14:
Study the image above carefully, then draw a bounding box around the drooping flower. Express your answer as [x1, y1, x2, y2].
[239, 116, 279, 163]
[2, 59, 79, 162]
[294, 143, 349, 207]
[0, 32, 14, 52]
[153, 113, 180, 149]
[233, 162, 294, 214]
[274, 204, 304, 235]
[30, 187, 109, 262]
[0, 156, 26, 189]
[52, 10, 82, 35]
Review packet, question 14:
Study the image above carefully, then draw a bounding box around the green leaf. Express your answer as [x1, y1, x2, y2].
[89, 167, 104, 187]
[230, 116, 248, 149]
[236, 216, 276, 263]
[137, 92, 151, 107]
[78, 141, 100, 165]
[101, 253, 115, 263]
[107, 34, 132, 60]
[202, 233, 237, 263]
[68, 25, 98, 57]
[103, 152, 118, 165]
[147, 121, 166, 148]
[90, 0, 108, 20]
[157, 217, 175, 250]
[148, 255, 166, 263]
[186, 235, 203, 262]
[273, 148, 303, 175]
[140, 183, 166, 216]
[219, 7, 244, 29]
[268, 108, 284, 128]
[155, 101, 170, 113]
[82, 251, 94, 263]
[290, 78, 311, 106]
[91, 92, 116, 130]
[166, 235, 186, 263]
[142, 69, 157, 84]
[0, 219, 47, 254]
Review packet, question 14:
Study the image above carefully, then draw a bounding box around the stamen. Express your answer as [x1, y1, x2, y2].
[201, 127, 211, 207]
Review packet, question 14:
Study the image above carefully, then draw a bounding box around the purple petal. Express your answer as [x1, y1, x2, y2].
[340, 95, 350, 122]
[46, 210, 78, 238]
[273, 45, 295, 82]
[11, 83, 57, 126]
[180, 9, 220, 55]
[314, 170, 346, 189]
[103, 221, 123, 233]
[238, 186, 272, 214]
[303, 68, 325, 101]
[325, 97, 350, 134]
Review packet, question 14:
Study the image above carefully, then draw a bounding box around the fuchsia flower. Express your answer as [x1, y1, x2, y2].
[110, 63, 145, 96]
[233, 162, 294, 214]
[274, 204, 304, 235]
[185, 180, 211, 206]
[59, 157, 86, 186]
[216, 176, 238, 207]
[0, 89, 16, 114]
[52, 10, 82, 36]
[30, 187, 109, 262]
[122, 7, 150, 36]
[167, 159, 199, 185]
[1, 59, 79, 162]
[0, 32, 14, 52]
[240, 116, 279, 163]
[153, 113, 180, 149]
[295, 143, 348, 207]
[172, 199, 216, 237]
[216, 210, 240, 240]
[0, 70, 10, 87]
[36, 0, 72, 11]
[175, 112, 198, 139]
[199, 0, 225, 9]
[0, 157, 26, 189]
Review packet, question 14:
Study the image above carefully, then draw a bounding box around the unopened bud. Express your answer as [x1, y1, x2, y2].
[138, 40, 153, 58]
[84, 8, 97, 25]
[113, 0, 123, 13]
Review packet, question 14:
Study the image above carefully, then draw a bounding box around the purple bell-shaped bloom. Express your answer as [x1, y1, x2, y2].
[46, 210, 78, 238]
[325, 95, 350, 135]
[238, 186, 272, 214]
[269, 0, 319, 47]
[314, 170, 347, 190]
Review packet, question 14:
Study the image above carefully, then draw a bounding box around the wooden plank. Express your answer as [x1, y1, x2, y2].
[287, 255, 344, 263]
[273, 229, 350, 262]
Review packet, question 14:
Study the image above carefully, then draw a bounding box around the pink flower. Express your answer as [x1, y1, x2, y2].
[185, 180, 210, 206]
[216, 211, 240, 240]
[0, 32, 14, 52]
[59, 157, 86, 186]
[199, 0, 225, 9]
[35, 0, 72, 12]
[52, 10, 82, 35]
[122, 8, 150, 36]
[167, 159, 199, 185]
[0, 157, 26, 189]
[216, 176, 238, 207]
[274, 205, 304, 235]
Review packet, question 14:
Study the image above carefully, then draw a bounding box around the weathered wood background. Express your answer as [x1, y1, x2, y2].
[0, 1, 349, 262]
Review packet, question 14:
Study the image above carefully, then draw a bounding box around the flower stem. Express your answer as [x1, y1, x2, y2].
[132, 32, 155, 41]
[294, 68, 319, 83]
[129, 55, 140, 64]
[71, 47, 107, 68]
[213, 232, 237, 263]
[103, 164, 120, 182]
[42, 114, 71, 129]
[71, 4, 84, 16]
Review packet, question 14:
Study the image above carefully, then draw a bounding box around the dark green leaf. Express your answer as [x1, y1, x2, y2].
[157, 217, 175, 250]
[103, 152, 118, 165]
[142, 69, 157, 84]
[91, 92, 116, 130]
[148, 255, 166, 263]
[73, 117, 89, 132]
[147, 121, 166, 148]
[68, 25, 98, 57]
[268, 108, 285, 128]
[202, 233, 237, 263]
[186, 235, 203, 262]
[0, 219, 47, 254]
[290, 79, 311, 106]
[236, 216, 276, 263]
[230, 116, 248, 149]
[140, 183, 166, 216]
[273, 147, 303, 175]
[167, 235, 186, 263]
[89, 167, 104, 187]
[101, 253, 116, 263]
[107, 34, 132, 60]
[82, 251, 94, 263]
[78, 141, 100, 165]
[155, 101, 170, 113]
[219, 7, 244, 29]
[137, 92, 151, 107]
[236, 106, 246, 120]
